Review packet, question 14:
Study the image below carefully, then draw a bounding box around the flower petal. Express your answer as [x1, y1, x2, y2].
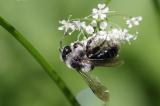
[98, 3, 106, 9]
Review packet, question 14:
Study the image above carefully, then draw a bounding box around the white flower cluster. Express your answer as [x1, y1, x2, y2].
[58, 3, 142, 46]
[126, 16, 143, 28]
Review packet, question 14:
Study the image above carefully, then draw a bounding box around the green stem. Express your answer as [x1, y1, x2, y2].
[0, 16, 80, 106]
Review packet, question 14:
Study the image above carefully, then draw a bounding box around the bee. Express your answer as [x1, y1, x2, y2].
[60, 35, 123, 72]
[60, 36, 123, 102]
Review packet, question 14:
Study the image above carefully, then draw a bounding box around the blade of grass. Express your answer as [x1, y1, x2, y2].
[0, 16, 80, 106]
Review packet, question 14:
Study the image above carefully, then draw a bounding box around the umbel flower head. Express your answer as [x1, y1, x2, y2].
[58, 3, 142, 102]
[58, 3, 142, 73]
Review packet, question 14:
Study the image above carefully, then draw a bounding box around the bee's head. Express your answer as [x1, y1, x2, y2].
[61, 45, 72, 61]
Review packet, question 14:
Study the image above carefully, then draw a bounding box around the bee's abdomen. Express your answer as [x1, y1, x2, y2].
[105, 46, 119, 58]
[89, 46, 119, 59]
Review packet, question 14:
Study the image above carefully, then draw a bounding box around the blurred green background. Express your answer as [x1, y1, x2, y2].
[0, 0, 160, 106]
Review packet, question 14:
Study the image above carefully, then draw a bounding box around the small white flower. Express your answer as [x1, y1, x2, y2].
[91, 20, 97, 27]
[58, 20, 75, 35]
[100, 21, 108, 30]
[73, 21, 86, 30]
[96, 31, 108, 41]
[97, 31, 107, 36]
[85, 25, 94, 34]
[98, 4, 106, 9]
[92, 3, 109, 20]
[107, 28, 136, 45]
[81, 22, 87, 29]
[87, 31, 108, 49]
[125, 34, 137, 42]
[126, 16, 143, 28]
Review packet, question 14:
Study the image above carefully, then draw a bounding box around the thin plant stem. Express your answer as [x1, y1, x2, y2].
[0, 16, 80, 106]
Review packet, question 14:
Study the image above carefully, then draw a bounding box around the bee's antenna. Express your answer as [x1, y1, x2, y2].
[59, 35, 65, 52]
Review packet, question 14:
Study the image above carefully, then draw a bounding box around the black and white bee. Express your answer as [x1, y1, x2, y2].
[60, 35, 123, 72]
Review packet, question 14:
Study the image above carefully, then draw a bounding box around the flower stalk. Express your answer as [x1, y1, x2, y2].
[0, 16, 80, 106]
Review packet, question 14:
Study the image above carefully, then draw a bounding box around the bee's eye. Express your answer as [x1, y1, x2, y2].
[61, 46, 72, 61]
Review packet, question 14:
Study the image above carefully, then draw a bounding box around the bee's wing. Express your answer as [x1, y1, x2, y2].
[91, 57, 124, 67]
[79, 71, 109, 102]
